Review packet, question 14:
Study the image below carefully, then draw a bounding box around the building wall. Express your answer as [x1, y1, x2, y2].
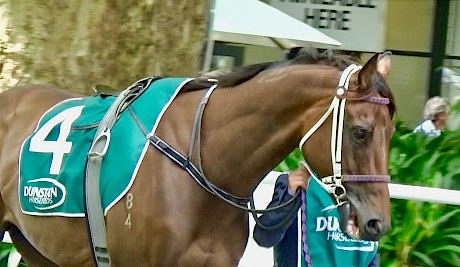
[384, 0, 435, 126]
[387, 56, 432, 125]
[385, 0, 434, 52]
[243, 45, 284, 63]
[447, 1, 460, 56]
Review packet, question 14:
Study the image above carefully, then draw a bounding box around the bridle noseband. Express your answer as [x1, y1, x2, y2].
[299, 64, 391, 205]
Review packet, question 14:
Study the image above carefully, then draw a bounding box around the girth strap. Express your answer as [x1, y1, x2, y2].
[85, 91, 127, 267]
[85, 77, 155, 267]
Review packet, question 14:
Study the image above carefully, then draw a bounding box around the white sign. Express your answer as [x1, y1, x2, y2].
[268, 0, 387, 52]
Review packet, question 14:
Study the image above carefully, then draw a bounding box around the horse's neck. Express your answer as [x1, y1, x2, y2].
[201, 66, 339, 196]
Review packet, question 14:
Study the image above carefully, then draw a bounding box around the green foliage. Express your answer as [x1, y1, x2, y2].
[389, 125, 460, 189]
[0, 242, 26, 267]
[379, 121, 460, 267]
[448, 98, 460, 131]
[274, 147, 303, 172]
[379, 199, 460, 267]
[0, 243, 13, 265]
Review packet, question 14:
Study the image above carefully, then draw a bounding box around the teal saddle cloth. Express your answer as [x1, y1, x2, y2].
[19, 77, 192, 217]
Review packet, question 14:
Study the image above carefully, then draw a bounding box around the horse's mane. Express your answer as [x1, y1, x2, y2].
[186, 48, 395, 117]
[187, 48, 358, 91]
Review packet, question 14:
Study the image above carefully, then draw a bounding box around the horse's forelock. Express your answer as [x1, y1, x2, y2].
[377, 78, 396, 118]
[347, 73, 396, 118]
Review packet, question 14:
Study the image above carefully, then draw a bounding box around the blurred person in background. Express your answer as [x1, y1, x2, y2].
[414, 96, 450, 137]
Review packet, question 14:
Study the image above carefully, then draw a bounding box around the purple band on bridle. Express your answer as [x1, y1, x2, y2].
[366, 96, 390, 105]
[342, 175, 391, 182]
[340, 90, 390, 105]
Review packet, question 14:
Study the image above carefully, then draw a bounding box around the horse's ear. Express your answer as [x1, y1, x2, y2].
[377, 51, 391, 79]
[358, 54, 378, 88]
[358, 51, 392, 88]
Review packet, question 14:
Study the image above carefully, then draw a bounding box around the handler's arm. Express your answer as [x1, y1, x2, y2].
[253, 168, 309, 248]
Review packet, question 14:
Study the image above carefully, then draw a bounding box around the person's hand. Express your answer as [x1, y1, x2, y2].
[287, 165, 310, 196]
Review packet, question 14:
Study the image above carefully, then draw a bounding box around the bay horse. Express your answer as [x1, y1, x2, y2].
[0, 49, 395, 266]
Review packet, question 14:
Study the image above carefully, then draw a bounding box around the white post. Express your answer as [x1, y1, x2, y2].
[202, 0, 216, 73]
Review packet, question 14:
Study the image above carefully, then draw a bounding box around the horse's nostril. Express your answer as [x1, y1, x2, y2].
[366, 219, 383, 237]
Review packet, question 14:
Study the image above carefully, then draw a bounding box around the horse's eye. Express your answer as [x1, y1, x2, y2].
[352, 127, 368, 143]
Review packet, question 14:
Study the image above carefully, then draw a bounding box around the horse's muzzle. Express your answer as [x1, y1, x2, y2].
[338, 201, 390, 241]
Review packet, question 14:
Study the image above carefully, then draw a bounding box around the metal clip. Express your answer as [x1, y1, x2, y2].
[332, 184, 347, 202]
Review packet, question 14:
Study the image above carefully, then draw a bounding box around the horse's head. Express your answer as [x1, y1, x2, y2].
[300, 52, 395, 241]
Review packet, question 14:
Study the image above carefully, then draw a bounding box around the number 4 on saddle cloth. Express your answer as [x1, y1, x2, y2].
[19, 77, 192, 217]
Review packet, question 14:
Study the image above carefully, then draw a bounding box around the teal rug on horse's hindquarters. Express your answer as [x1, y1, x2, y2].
[19, 77, 193, 217]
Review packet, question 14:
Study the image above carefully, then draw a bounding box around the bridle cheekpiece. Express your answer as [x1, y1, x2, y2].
[298, 64, 391, 204]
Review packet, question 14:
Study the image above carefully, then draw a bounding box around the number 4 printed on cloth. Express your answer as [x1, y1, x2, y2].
[29, 106, 84, 175]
